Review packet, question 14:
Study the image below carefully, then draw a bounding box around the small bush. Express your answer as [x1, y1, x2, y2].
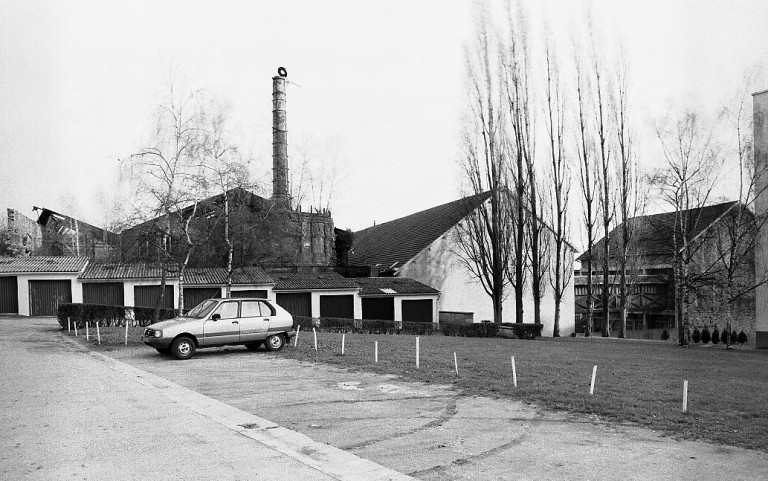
[701, 327, 711, 344]
[661, 329, 670, 341]
[57, 303, 175, 328]
[400, 321, 438, 336]
[731, 330, 739, 345]
[500, 323, 544, 340]
[738, 331, 748, 344]
[570, 332, 577, 338]
[440, 322, 499, 338]
[692, 328, 701, 343]
[711, 327, 720, 345]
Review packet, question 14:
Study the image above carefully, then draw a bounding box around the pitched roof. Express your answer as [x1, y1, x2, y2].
[80, 263, 274, 285]
[185, 267, 273, 285]
[354, 277, 440, 296]
[0, 256, 89, 273]
[578, 201, 741, 263]
[348, 191, 492, 269]
[272, 272, 359, 291]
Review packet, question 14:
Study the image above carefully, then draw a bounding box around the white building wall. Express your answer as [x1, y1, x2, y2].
[15, 273, 82, 316]
[399, 225, 575, 337]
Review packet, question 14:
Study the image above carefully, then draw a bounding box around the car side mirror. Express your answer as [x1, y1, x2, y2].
[211, 313, 221, 321]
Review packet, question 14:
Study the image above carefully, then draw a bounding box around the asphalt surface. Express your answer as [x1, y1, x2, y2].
[2, 317, 768, 480]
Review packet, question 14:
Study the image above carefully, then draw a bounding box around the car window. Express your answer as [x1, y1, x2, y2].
[188, 299, 217, 318]
[241, 301, 263, 317]
[258, 300, 276, 316]
[213, 301, 239, 319]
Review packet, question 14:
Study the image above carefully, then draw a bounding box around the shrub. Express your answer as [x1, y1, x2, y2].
[400, 321, 438, 336]
[731, 330, 739, 345]
[701, 327, 711, 344]
[570, 332, 577, 338]
[711, 327, 720, 345]
[441, 321, 499, 338]
[292, 316, 315, 331]
[738, 331, 748, 344]
[692, 328, 701, 343]
[661, 329, 670, 341]
[499, 323, 544, 340]
[57, 303, 176, 328]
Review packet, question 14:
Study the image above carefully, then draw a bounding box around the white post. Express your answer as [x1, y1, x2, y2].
[683, 380, 689, 413]
[125, 320, 129, 346]
[416, 336, 420, 369]
[313, 327, 318, 351]
[341, 333, 346, 355]
[67, 317, 71, 333]
[589, 365, 597, 395]
[294, 325, 301, 347]
[511, 356, 517, 388]
[86, 321, 89, 341]
[73, 320, 78, 337]
[96, 322, 101, 345]
[453, 352, 458, 375]
[375, 341, 378, 363]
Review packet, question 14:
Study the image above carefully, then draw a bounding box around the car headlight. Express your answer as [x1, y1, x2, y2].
[154, 330, 163, 338]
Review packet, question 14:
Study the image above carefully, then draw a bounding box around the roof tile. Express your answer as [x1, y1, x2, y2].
[354, 277, 440, 296]
[272, 272, 358, 291]
[0, 256, 89, 273]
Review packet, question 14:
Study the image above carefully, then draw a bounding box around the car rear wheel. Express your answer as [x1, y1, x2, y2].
[246, 341, 263, 351]
[264, 334, 285, 351]
[171, 336, 196, 360]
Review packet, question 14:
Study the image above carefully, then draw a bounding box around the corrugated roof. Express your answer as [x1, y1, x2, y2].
[348, 191, 492, 270]
[354, 277, 440, 296]
[185, 267, 273, 285]
[577, 201, 741, 264]
[80, 262, 171, 279]
[272, 272, 359, 291]
[0, 256, 89, 273]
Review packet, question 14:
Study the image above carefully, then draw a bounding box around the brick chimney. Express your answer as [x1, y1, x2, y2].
[754, 89, 768, 348]
[272, 68, 290, 209]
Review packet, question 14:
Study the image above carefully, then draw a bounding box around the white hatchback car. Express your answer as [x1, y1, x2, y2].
[142, 298, 296, 360]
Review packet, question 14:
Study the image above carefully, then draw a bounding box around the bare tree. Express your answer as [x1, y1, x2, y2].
[290, 135, 346, 213]
[544, 29, 572, 337]
[456, 9, 514, 324]
[651, 111, 722, 346]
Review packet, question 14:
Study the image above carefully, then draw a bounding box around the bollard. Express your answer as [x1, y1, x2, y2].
[341, 333, 345, 355]
[125, 319, 129, 346]
[416, 337, 420, 369]
[683, 380, 689, 413]
[454, 352, 459, 375]
[74, 320, 78, 337]
[313, 327, 318, 351]
[511, 356, 517, 388]
[589, 365, 597, 395]
[96, 322, 101, 345]
[86, 321, 90, 341]
[294, 325, 301, 347]
[375, 341, 378, 363]
[67, 317, 71, 333]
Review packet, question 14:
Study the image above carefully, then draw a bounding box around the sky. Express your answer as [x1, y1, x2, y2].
[1, 0, 767, 244]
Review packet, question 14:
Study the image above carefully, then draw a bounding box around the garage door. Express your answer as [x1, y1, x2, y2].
[276, 292, 311, 317]
[29, 280, 72, 316]
[183, 287, 221, 310]
[362, 297, 394, 320]
[402, 299, 433, 323]
[320, 295, 354, 319]
[0, 276, 18, 314]
[231, 289, 268, 299]
[83, 282, 124, 306]
[134, 285, 174, 309]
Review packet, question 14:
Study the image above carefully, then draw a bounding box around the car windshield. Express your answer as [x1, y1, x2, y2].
[186, 299, 218, 319]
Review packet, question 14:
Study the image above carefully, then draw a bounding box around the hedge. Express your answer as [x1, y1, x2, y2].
[440, 321, 500, 338]
[57, 303, 177, 329]
[292, 316, 438, 335]
[500, 323, 544, 340]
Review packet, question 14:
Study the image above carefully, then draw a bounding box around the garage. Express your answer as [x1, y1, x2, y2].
[320, 295, 354, 319]
[362, 297, 394, 321]
[0, 276, 18, 314]
[83, 282, 124, 306]
[231, 289, 268, 299]
[276, 292, 311, 317]
[402, 299, 433, 323]
[183, 287, 221, 310]
[134, 285, 174, 309]
[29, 280, 72, 316]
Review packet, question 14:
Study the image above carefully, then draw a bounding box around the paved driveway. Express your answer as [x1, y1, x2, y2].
[3, 317, 768, 480]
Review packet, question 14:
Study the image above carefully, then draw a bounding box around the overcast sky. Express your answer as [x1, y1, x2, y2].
[1, 0, 767, 237]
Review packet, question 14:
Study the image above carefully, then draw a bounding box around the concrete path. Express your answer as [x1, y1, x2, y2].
[0, 317, 409, 480]
[3, 317, 768, 480]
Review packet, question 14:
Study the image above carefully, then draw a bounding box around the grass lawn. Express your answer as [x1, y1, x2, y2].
[69, 326, 768, 452]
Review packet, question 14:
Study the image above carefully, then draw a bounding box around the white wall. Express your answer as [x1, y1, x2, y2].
[399, 225, 575, 337]
[15, 273, 82, 316]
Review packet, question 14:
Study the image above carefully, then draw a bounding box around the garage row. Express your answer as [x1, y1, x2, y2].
[0, 257, 441, 323]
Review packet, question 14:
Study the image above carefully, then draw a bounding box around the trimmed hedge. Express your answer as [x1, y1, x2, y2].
[292, 316, 438, 335]
[57, 303, 177, 329]
[441, 321, 500, 338]
[500, 323, 544, 340]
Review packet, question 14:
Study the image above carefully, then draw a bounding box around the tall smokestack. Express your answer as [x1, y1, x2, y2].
[272, 67, 290, 209]
[754, 89, 768, 348]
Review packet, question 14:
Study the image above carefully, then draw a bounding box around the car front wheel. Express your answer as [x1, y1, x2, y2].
[264, 334, 285, 351]
[171, 336, 196, 360]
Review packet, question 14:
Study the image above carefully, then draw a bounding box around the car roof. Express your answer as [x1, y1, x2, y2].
[210, 297, 270, 301]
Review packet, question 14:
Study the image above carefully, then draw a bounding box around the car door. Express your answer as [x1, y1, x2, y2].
[202, 300, 240, 346]
[239, 300, 271, 341]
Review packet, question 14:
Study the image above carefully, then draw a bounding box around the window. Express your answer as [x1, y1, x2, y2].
[241, 301, 263, 317]
[214, 301, 239, 319]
